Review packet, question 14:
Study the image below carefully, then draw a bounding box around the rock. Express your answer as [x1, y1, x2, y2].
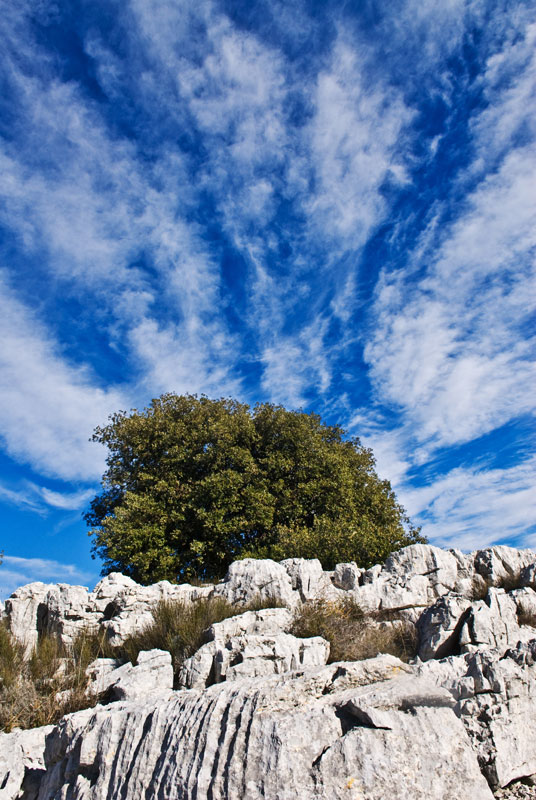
[416, 641, 536, 790]
[42, 584, 100, 645]
[100, 602, 155, 646]
[4, 582, 56, 653]
[473, 547, 536, 588]
[417, 594, 473, 660]
[204, 607, 293, 641]
[520, 562, 536, 589]
[4, 545, 536, 799]
[0, 724, 53, 800]
[456, 644, 536, 789]
[331, 561, 363, 591]
[180, 608, 328, 688]
[281, 557, 341, 601]
[458, 589, 534, 654]
[214, 558, 298, 607]
[354, 544, 471, 618]
[85, 657, 122, 695]
[108, 649, 174, 701]
[30, 660, 494, 800]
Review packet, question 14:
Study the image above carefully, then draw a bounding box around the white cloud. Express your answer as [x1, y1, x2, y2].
[365, 143, 536, 451]
[0, 555, 97, 601]
[0, 274, 125, 480]
[0, 9, 244, 482]
[364, 11, 536, 455]
[471, 21, 536, 171]
[400, 456, 536, 551]
[0, 483, 44, 515]
[0, 479, 92, 513]
[306, 37, 412, 246]
[128, 318, 242, 399]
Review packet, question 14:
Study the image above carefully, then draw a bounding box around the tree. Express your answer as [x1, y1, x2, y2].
[86, 394, 425, 583]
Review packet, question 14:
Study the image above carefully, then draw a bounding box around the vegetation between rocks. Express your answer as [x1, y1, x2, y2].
[0, 593, 419, 733]
[291, 597, 418, 663]
[0, 623, 106, 732]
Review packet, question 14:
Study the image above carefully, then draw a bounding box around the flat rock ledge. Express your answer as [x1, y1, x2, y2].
[3, 543, 536, 799]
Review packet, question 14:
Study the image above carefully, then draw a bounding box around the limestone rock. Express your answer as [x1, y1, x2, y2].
[4, 544, 536, 799]
[99, 649, 174, 701]
[456, 644, 536, 789]
[331, 561, 363, 591]
[85, 657, 122, 695]
[4, 582, 57, 653]
[214, 558, 298, 606]
[354, 544, 470, 617]
[0, 724, 53, 799]
[27, 660, 493, 800]
[180, 609, 328, 688]
[41, 583, 100, 645]
[281, 557, 341, 601]
[204, 607, 293, 640]
[458, 589, 533, 654]
[473, 546, 536, 588]
[417, 594, 473, 660]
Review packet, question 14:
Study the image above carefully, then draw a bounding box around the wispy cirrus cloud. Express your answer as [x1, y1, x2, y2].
[400, 456, 536, 551]
[0, 273, 125, 481]
[0, 0, 534, 566]
[364, 16, 536, 456]
[0, 479, 93, 514]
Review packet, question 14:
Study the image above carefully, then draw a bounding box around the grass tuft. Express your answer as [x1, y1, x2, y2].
[291, 598, 418, 663]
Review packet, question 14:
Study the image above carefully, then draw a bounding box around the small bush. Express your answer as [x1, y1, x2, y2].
[291, 598, 418, 663]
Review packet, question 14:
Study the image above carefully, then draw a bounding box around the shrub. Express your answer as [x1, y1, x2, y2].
[291, 599, 418, 663]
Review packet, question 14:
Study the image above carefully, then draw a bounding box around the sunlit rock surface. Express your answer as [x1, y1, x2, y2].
[2, 543, 536, 799]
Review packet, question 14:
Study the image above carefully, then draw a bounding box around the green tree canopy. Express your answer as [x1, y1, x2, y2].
[86, 394, 425, 583]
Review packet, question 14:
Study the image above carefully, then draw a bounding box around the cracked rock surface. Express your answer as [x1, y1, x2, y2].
[3, 543, 536, 799]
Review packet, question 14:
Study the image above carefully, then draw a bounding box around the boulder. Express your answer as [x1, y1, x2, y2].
[417, 594, 473, 660]
[4, 582, 56, 653]
[179, 608, 328, 688]
[281, 557, 341, 601]
[214, 558, 298, 607]
[90, 649, 174, 702]
[0, 724, 53, 799]
[473, 546, 536, 588]
[458, 589, 534, 654]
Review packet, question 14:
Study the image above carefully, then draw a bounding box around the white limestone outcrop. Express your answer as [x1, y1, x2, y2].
[2, 543, 536, 799]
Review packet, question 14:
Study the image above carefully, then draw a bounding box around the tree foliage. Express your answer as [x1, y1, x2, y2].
[86, 394, 425, 583]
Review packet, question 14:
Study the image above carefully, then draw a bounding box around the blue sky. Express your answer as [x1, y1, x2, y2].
[0, 0, 535, 598]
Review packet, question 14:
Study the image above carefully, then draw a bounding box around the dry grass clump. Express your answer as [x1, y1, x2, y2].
[0, 623, 111, 732]
[471, 572, 527, 601]
[0, 621, 25, 689]
[121, 595, 283, 684]
[517, 609, 536, 627]
[291, 598, 418, 663]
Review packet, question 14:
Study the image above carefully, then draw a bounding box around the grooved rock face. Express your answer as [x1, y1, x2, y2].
[3, 543, 536, 800]
[12, 658, 496, 800]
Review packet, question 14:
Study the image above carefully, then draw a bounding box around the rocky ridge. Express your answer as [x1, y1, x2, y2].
[2, 543, 536, 798]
